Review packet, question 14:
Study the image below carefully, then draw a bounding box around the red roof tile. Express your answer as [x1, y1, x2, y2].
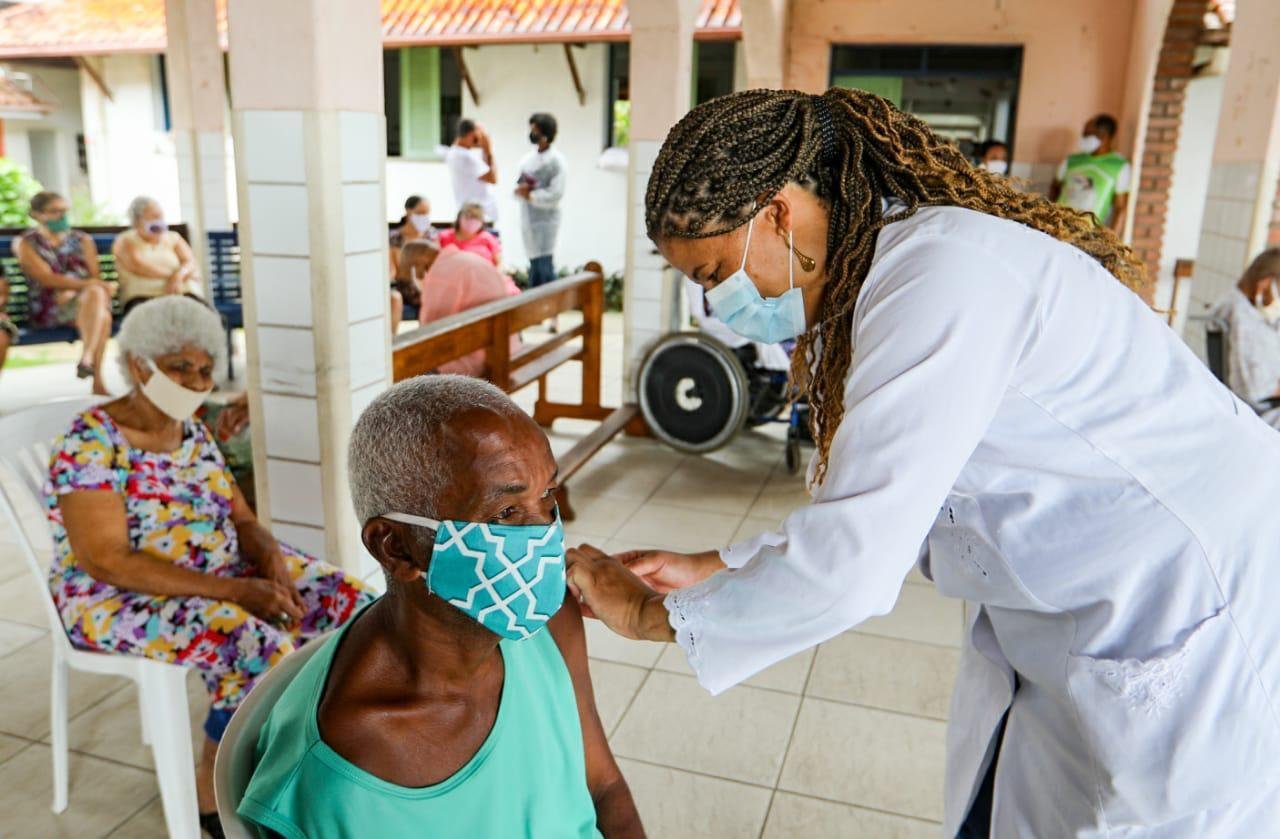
[0, 72, 53, 112]
[0, 0, 741, 58]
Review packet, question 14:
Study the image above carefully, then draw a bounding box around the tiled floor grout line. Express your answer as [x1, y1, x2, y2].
[102, 793, 159, 837]
[0, 627, 51, 661]
[607, 664, 656, 741]
[757, 650, 818, 839]
[776, 789, 944, 827]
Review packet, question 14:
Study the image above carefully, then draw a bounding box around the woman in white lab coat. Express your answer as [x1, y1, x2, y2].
[567, 88, 1280, 837]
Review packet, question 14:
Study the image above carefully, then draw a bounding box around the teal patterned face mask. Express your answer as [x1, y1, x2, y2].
[382, 510, 566, 640]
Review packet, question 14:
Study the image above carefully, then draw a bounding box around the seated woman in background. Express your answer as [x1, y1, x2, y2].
[388, 195, 434, 334]
[13, 191, 113, 394]
[440, 201, 501, 266]
[45, 296, 373, 834]
[113, 195, 201, 313]
[1210, 247, 1280, 428]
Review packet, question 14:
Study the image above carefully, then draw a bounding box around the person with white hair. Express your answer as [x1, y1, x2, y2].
[238, 375, 642, 839]
[112, 195, 201, 313]
[43, 296, 373, 836]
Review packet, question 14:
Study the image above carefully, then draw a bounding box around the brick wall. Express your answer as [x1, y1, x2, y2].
[1130, 0, 1212, 301]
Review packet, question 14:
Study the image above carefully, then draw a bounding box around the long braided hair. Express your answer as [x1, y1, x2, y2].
[645, 88, 1147, 487]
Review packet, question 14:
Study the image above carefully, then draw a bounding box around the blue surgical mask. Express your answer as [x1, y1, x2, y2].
[704, 213, 807, 344]
[382, 510, 566, 640]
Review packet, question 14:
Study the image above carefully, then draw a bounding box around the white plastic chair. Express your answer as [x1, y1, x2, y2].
[0, 397, 200, 839]
[214, 631, 330, 839]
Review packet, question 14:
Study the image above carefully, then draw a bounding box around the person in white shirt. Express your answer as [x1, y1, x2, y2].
[444, 119, 499, 224]
[1209, 247, 1280, 428]
[566, 88, 1280, 837]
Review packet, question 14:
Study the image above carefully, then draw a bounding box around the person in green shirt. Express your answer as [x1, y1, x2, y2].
[238, 375, 643, 838]
[1049, 114, 1131, 234]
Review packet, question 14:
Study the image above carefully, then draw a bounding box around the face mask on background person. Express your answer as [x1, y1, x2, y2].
[705, 212, 808, 344]
[381, 510, 567, 640]
[409, 212, 432, 233]
[44, 215, 70, 233]
[459, 217, 484, 236]
[145, 220, 168, 236]
[982, 159, 1009, 175]
[1078, 134, 1103, 154]
[141, 358, 212, 421]
[1257, 281, 1280, 322]
[529, 131, 541, 146]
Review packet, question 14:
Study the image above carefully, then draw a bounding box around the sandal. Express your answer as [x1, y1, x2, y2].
[200, 811, 226, 839]
[75, 362, 94, 380]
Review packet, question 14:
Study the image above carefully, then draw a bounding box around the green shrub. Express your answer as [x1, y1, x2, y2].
[0, 158, 41, 227]
[69, 187, 123, 226]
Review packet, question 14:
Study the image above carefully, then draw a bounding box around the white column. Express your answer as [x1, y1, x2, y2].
[740, 0, 789, 89]
[1192, 0, 1280, 308]
[623, 0, 701, 390]
[165, 0, 229, 295]
[228, 0, 390, 575]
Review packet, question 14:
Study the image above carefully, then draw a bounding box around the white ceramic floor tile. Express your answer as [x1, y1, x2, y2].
[584, 618, 666, 668]
[616, 758, 772, 839]
[0, 617, 44, 656]
[0, 569, 52, 627]
[779, 698, 947, 822]
[651, 457, 768, 516]
[0, 636, 127, 739]
[562, 494, 646, 543]
[567, 443, 685, 501]
[0, 540, 29, 584]
[0, 743, 159, 837]
[50, 676, 207, 770]
[105, 795, 166, 838]
[611, 672, 800, 787]
[654, 643, 815, 694]
[0, 732, 29, 765]
[730, 515, 783, 546]
[857, 582, 963, 648]
[763, 792, 939, 839]
[807, 633, 959, 720]
[747, 472, 812, 521]
[614, 502, 744, 554]
[588, 659, 648, 735]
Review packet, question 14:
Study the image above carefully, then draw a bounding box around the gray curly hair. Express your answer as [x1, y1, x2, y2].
[127, 195, 161, 224]
[115, 296, 226, 384]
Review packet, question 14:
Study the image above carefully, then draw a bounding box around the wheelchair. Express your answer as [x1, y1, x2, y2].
[637, 331, 812, 473]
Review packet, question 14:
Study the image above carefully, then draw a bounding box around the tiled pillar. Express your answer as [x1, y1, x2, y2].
[1191, 0, 1280, 311]
[164, 0, 229, 295]
[740, 0, 788, 89]
[623, 0, 701, 390]
[227, 0, 390, 575]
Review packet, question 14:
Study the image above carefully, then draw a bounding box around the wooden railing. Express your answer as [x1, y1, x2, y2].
[391, 262, 644, 518]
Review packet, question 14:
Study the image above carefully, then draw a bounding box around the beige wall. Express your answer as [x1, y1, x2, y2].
[787, 0, 1140, 166]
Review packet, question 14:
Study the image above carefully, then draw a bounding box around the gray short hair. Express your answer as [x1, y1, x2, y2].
[115, 296, 227, 384]
[347, 375, 521, 525]
[127, 195, 160, 224]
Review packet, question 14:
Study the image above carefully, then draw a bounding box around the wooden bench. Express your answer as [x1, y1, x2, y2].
[392, 262, 644, 520]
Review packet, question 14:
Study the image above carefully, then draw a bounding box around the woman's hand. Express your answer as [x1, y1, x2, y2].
[566, 544, 675, 642]
[231, 577, 304, 626]
[615, 549, 725, 594]
[214, 396, 251, 438]
[256, 545, 306, 617]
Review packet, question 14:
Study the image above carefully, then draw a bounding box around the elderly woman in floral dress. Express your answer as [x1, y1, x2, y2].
[44, 296, 373, 836]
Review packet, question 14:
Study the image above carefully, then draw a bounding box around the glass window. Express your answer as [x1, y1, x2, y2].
[384, 47, 463, 159]
[606, 42, 631, 148]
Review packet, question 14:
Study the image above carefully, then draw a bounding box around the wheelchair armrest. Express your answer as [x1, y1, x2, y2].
[1258, 397, 1280, 413]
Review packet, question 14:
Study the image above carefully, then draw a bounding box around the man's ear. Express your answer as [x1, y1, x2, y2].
[362, 519, 428, 583]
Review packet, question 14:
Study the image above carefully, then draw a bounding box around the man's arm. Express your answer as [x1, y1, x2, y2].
[476, 128, 498, 185]
[1109, 191, 1129, 235]
[548, 593, 645, 838]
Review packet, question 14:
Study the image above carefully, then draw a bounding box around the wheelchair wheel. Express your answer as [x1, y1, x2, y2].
[638, 333, 749, 454]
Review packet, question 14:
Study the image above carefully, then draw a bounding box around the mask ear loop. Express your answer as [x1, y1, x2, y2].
[788, 229, 796, 291]
[739, 211, 756, 273]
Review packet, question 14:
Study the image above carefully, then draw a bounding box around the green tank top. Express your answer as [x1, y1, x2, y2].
[238, 610, 602, 839]
[1056, 151, 1129, 225]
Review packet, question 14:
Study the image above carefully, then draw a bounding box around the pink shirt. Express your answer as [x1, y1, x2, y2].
[419, 246, 521, 377]
[439, 228, 501, 266]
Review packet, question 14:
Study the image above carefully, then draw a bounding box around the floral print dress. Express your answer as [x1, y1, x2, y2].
[44, 406, 373, 740]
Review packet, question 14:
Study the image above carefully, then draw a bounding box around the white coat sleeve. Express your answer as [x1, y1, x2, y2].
[666, 234, 1042, 694]
[528, 155, 566, 209]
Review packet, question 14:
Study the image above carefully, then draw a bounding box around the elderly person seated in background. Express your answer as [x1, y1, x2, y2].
[388, 195, 435, 334]
[13, 190, 113, 394]
[113, 195, 201, 314]
[239, 376, 642, 838]
[440, 201, 502, 266]
[1210, 247, 1280, 429]
[44, 296, 373, 834]
[397, 238, 519, 377]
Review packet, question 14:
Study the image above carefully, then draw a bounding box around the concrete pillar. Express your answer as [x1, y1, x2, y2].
[623, 0, 700, 389]
[227, 0, 390, 575]
[164, 0, 229, 296]
[1192, 0, 1280, 309]
[739, 0, 788, 89]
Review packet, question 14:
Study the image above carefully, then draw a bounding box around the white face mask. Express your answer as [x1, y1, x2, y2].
[409, 213, 432, 233]
[1257, 282, 1280, 322]
[140, 358, 212, 421]
[982, 159, 1009, 175]
[1078, 134, 1103, 154]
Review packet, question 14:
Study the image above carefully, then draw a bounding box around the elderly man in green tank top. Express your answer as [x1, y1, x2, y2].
[1049, 113, 1132, 234]
[238, 376, 643, 838]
